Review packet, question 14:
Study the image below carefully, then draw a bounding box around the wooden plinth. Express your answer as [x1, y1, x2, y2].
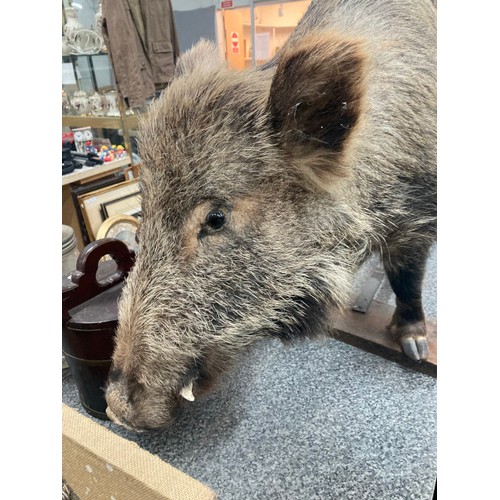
[329, 300, 437, 377]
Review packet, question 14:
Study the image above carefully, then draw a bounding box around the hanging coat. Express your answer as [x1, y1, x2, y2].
[102, 0, 180, 109]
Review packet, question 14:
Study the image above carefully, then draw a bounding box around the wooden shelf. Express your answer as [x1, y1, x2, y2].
[62, 114, 140, 130]
[62, 157, 131, 186]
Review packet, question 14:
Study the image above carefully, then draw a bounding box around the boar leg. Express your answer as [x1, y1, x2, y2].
[383, 246, 430, 361]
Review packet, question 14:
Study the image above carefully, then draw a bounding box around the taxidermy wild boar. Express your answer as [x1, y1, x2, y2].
[106, 0, 436, 430]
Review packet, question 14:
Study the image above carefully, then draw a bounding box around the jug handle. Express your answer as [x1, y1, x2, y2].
[62, 238, 135, 321]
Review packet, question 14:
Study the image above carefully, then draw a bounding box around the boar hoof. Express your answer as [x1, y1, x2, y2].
[388, 320, 429, 361]
[400, 335, 429, 361]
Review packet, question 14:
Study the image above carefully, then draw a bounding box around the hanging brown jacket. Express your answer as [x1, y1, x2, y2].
[102, 0, 180, 109]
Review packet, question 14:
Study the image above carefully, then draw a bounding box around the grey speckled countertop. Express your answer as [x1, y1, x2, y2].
[62, 245, 437, 500]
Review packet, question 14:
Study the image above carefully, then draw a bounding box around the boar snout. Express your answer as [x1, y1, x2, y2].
[105, 378, 136, 430]
[105, 374, 169, 431]
[104, 378, 147, 431]
[105, 366, 199, 431]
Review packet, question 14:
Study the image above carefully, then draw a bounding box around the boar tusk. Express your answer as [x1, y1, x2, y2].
[180, 382, 195, 401]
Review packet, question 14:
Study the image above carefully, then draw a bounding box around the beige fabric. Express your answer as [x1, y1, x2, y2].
[62, 404, 217, 500]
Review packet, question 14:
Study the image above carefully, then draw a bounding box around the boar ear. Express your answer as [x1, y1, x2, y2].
[175, 39, 224, 77]
[268, 35, 367, 188]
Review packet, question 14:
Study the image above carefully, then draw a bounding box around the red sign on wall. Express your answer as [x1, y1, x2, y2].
[231, 31, 239, 54]
[221, 0, 234, 8]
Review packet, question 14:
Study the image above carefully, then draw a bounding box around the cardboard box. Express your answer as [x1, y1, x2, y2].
[62, 404, 217, 499]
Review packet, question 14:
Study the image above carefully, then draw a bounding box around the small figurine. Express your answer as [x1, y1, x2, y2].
[97, 143, 127, 163]
[115, 145, 126, 158]
[85, 141, 97, 155]
[99, 145, 110, 162]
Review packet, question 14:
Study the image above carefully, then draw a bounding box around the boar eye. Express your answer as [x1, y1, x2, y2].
[205, 210, 226, 231]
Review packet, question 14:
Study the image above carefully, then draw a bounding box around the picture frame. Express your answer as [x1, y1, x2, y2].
[101, 191, 142, 219]
[70, 171, 126, 245]
[78, 179, 141, 240]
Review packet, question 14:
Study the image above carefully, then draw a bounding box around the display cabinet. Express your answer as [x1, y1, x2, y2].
[62, 0, 146, 154]
[62, 1, 144, 251]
